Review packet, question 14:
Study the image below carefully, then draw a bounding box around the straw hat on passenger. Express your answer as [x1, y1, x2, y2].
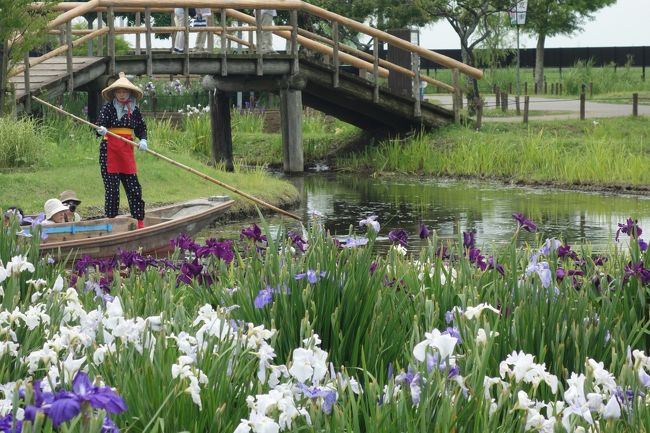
[44, 199, 70, 220]
[59, 190, 81, 205]
[102, 72, 144, 101]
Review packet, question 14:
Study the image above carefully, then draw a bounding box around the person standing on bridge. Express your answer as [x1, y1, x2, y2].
[193, 8, 211, 53]
[255, 9, 277, 54]
[95, 73, 148, 229]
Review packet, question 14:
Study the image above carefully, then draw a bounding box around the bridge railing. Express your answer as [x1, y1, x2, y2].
[13, 0, 482, 117]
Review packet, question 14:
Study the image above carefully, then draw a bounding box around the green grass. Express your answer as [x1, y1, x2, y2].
[338, 117, 650, 187]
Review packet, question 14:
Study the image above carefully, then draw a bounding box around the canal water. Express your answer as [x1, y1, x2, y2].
[202, 174, 650, 253]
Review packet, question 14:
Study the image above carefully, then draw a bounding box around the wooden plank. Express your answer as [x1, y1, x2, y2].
[145, 8, 152, 76]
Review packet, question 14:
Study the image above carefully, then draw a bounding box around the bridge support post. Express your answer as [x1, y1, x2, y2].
[280, 88, 303, 173]
[209, 90, 234, 172]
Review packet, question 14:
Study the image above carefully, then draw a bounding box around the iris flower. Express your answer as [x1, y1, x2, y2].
[616, 218, 642, 241]
[295, 270, 326, 284]
[0, 413, 21, 433]
[288, 231, 308, 253]
[176, 259, 203, 286]
[463, 231, 476, 249]
[388, 229, 408, 247]
[359, 215, 380, 232]
[254, 286, 274, 308]
[526, 261, 552, 288]
[419, 223, 431, 239]
[240, 224, 267, 242]
[44, 372, 126, 427]
[511, 213, 537, 232]
[341, 237, 369, 248]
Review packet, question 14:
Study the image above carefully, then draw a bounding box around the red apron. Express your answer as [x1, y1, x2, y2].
[105, 128, 137, 174]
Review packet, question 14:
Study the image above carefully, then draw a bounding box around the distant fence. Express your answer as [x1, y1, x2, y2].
[418, 46, 649, 79]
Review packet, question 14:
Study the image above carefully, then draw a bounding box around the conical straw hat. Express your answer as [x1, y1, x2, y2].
[101, 72, 144, 101]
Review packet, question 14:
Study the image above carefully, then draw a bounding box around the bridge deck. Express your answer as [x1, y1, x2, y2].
[11, 54, 453, 131]
[10, 57, 106, 100]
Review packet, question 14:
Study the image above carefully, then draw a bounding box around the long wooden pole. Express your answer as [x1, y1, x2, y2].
[32, 96, 302, 221]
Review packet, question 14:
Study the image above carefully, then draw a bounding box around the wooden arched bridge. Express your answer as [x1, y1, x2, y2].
[8, 0, 483, 172]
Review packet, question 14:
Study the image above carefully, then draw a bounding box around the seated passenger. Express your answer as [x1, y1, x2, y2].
[42, 199, 70, 225]
[3, 207, 25, 226]
[59, 190, 82, 222]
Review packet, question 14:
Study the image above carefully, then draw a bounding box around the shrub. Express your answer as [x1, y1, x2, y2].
[0, 117, 49, 169]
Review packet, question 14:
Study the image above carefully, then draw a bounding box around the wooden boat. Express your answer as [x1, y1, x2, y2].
[32, 197, 234, 260]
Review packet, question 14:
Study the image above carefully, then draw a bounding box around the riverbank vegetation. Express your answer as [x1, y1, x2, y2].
[340, 116, 650, 189]
[425, 62, 650, 97]
[1, 210, 649, 432]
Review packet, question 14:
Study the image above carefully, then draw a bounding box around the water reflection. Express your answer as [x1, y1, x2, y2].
[202, 174, 650, 252]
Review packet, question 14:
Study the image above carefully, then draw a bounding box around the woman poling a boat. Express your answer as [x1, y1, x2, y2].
[96, 72, 148, 229]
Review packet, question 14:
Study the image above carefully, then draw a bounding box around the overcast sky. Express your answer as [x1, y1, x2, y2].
[420, 0, 649, 49]
[126, 0, 648, 51]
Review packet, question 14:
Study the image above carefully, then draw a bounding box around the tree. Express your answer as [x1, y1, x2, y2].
[522, 0, 616, 91]
[428, 0, 511, 108]
[0, 0, 57, 114]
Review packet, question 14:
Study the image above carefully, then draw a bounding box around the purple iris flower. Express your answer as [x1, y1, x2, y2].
[388, 229, 409, 247]
[512, 213, 537, 232]
[419, 223, 431, 239]
[558, 244, 578, 260]
[487, 257, 505, 276]
[240, 224, 267, 242]
[616, 218, 643, 241]
[468, 248, 487, 270]
[170, 233, 199, 253]
[44, 372, 126, 427]
[556, 267, 567, 282]
[295, 269, 326, 284]
[117, 250, 157, 272]
[442, 327, 462, 343]
[254, 286, 274, 308]
[176, 259, 203, 286]
[462, 231, 476, 249]
[74, 255, 98, 275]
[640, 239, 648, 252]
[435, 245, 449, 259]
[298, 384, 337, 414]
[196, 239, 235, 263]
[288, 231, 308, 253]
[102, 416, 120, 433]
[395, 367, 421, 406]
[593, 255, 608, 266]
[445, 308, 461, 324]
[369, 261, 378, 275]
[624, 261, 650, 285]
[0, 413, 22, 433]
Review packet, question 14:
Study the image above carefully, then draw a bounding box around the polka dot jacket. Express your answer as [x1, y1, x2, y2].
[96, 103, 148, 140]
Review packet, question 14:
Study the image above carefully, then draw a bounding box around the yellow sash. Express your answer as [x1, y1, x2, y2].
[102, 128, 134, 141]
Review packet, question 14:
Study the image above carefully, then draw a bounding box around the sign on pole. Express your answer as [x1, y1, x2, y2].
[509, 0, 528, 25]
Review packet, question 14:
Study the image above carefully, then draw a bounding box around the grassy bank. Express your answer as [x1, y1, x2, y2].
[0, 114, 300, 217]
[339, 116, 650, 188]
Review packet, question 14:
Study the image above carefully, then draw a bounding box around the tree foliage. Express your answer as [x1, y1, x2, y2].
[0, 0, 58, 114]
[522, 0, 616, 89]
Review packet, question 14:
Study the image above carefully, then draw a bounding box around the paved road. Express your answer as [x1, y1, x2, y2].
[427, 94, 650, 122]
